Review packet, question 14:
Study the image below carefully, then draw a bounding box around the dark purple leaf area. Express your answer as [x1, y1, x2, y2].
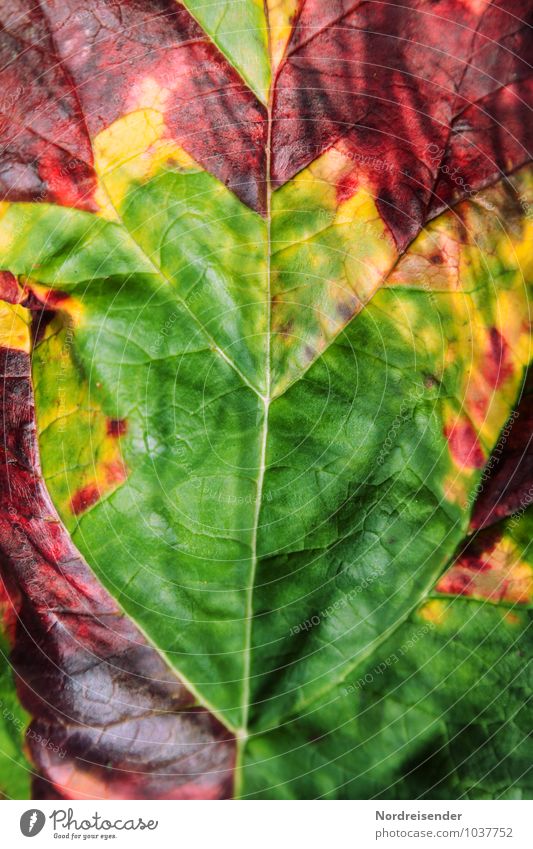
[471, 369, 533, 531]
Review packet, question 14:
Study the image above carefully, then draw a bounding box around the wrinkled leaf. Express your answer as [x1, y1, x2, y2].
[0, 0, 531, 800]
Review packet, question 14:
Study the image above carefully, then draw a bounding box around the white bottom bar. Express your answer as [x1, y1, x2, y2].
[3, 799, 531, 848]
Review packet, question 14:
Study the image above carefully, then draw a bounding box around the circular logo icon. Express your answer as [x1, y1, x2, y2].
[20, 810, 46, 837]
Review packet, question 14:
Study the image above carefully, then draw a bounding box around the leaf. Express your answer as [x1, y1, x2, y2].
[0, 333, 235, 799]
[0, 0, 531, 799]
[181, 0, 271, 103]
[470, 369, 533, 531]
[243, 590, 533, 799]
[0, 625, 32, 800]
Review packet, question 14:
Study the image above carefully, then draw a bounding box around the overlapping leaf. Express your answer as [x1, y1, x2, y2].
[0, 0, 531, 799]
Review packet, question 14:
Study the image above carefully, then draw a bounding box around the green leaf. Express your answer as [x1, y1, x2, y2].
[182, 0, 271, 103]
[0, 0, 531, 800]
[4, 163, 529, 744]
[242, 595, 533, 799]
[0, 633, 32, 800]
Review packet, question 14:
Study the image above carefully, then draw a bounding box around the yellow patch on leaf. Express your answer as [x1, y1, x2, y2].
[0, 302, 30, 353]
[418, 599, 447, 626]
[270, 145, 397, 394]
[33, 316, 129, 525]
[94, 109, 200, 215]
[267, 0, 300, 72]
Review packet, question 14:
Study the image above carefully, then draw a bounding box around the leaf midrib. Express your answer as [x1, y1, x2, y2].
[240, 76, 273, 734]
[62, 106, 473, 741]
[91, 113, 279, 743]
[27, 136, 510, 739]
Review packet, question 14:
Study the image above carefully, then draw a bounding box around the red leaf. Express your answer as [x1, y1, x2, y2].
[272, 0, 532, 247]
[0, 0, 267, 212]
[0, 1, 97, 210]
[2, 0, 530, 237]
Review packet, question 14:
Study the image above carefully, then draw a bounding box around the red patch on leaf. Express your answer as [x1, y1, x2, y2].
[272, 0, 532, 247]
[69, 483, 101, 516]
[37, 151, 98, 212]
[69, 461, 126, 515]
[483, 328, 513, 390]
[1, 0, 267, 214]
[14, 284, 77, 345]
[0, 0, 97, 210]
[335, 169, 359, 204]
[444, 419, 485, 469]
[0, 271, 21, 304]
[106, 418, 127, 438]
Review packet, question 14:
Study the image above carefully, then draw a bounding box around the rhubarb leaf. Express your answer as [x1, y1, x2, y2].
[0, 0, 531, 800]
